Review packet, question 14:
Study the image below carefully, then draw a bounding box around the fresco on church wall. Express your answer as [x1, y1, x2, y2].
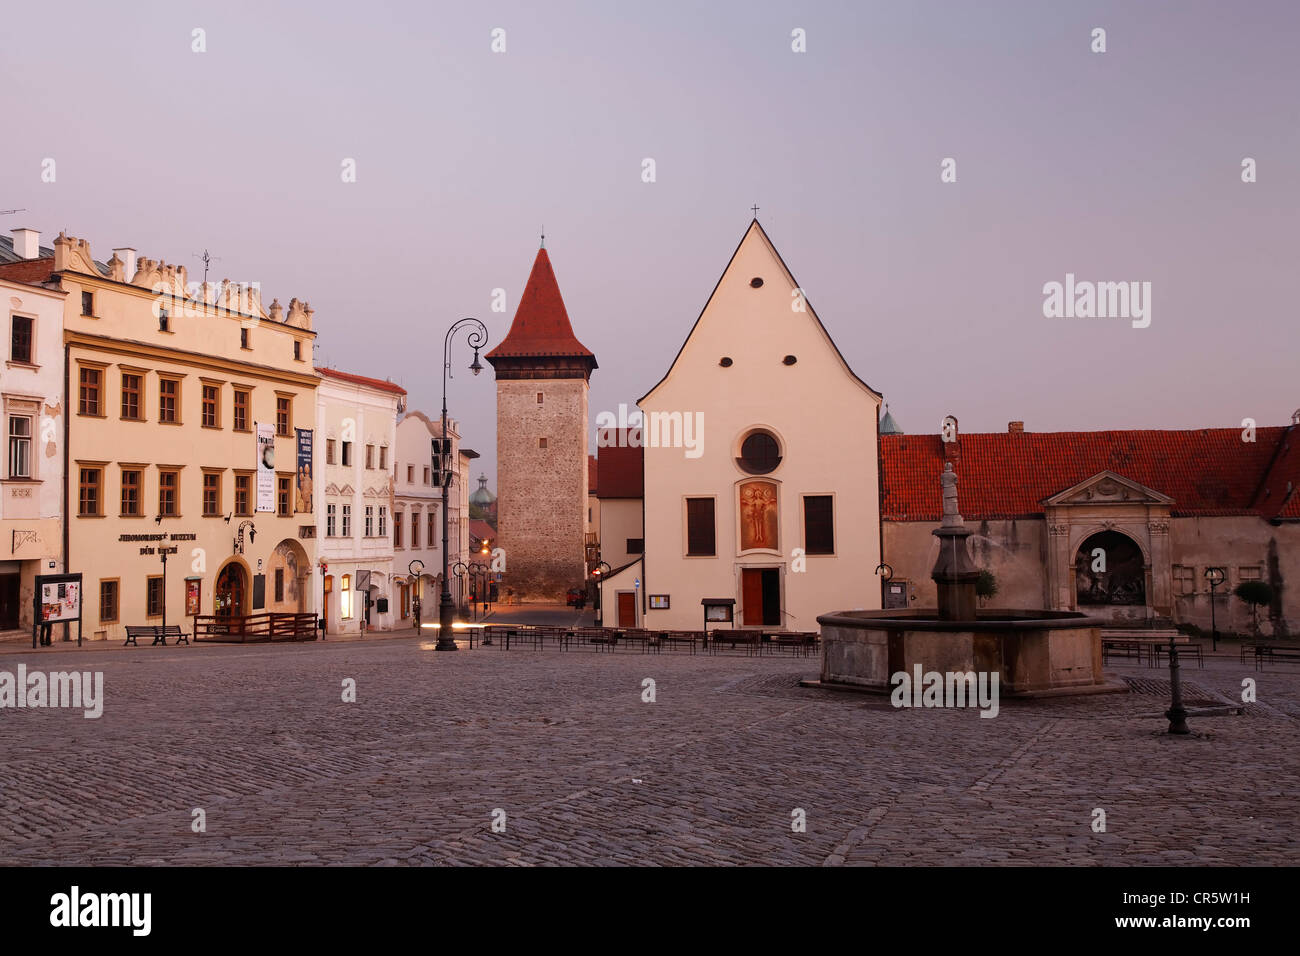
[739, 481, 779, 551]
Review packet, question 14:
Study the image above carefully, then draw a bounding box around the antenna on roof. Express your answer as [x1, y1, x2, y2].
[540, 225, 545, 249]
[194, 249, 222, 287]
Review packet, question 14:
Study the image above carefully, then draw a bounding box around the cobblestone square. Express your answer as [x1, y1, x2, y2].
[2, 638, 1297, 866]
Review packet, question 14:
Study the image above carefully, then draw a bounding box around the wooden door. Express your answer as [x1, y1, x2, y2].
[0, 574, 19, 630]
[742, 569, 763, 626]
[617, 591, 636, 627]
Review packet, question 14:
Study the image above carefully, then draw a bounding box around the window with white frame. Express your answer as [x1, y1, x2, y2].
[365, 505, 374, 537]
[326, 503, 337, 537]
[379, 506, 387, 537]
[341, 504, 352, 537]
[8, 416, 32, 479]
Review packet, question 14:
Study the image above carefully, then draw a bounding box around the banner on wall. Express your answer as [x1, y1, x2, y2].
[256, 423, 275, 512]
[295, 428, 313, 513]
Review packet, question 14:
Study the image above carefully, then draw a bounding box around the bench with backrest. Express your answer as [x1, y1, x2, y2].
[124, 625, 167, 647]
[770, 631, 819, 657]
[1150, 641, 1204, 669]
[707, 631, 764, 656]
[159, 624, 190, 646]
[1256, 644, 1300, 670]
[659, 631, 699, 654]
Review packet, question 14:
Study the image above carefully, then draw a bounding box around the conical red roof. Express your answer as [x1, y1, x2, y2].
[486, 247, 596, 364]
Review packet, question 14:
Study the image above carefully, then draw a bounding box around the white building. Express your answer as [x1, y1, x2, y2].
[315, 368, 405, 635]
[601, 219, 883, 631]
[392, 410, 476, 624]
[0, 229, 67, 637]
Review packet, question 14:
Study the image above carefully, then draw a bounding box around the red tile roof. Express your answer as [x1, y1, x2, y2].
[317, 367, 407, 395]
[486, 248, 596, 363]
[469, 519, 496, 546]
[0, 257, 56, 284]
[882, 426, 1294, 521]
[594, 430, 644, 498]
[1254, 426, 1300, 521]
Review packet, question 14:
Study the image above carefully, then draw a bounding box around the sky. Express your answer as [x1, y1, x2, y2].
[3, 0, 1297, 487]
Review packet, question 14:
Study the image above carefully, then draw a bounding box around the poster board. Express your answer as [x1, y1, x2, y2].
[32, 573, 83, 647]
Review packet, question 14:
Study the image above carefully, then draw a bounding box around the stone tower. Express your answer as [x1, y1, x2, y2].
[485, 245, 597, 602]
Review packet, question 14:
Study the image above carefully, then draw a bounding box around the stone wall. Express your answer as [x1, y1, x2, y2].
[496, 377, 588, 601]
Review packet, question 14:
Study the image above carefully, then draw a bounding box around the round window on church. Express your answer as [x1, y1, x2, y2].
[737, 430, 782, 475]
[750, 277, 764, 288]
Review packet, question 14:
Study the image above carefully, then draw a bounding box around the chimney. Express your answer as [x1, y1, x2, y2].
[10, 228, 39, 260]
[1008, 421, 1024, 433]
[113, 247, 137, 280]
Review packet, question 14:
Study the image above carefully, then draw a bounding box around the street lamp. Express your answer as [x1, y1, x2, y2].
[469, 560, 489, 619]
[592, 561, 611, 627]
[1205, 567, 1226, 652]
[435, 318, 488, 651]
[875, 561, 893, 607]
[160, 549, 168, 631]
[408, 559, 424, 629]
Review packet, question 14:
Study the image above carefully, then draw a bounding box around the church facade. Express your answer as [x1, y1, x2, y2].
[600, 220, 884, 630]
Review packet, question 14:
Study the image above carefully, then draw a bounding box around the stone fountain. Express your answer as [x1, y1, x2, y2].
[815, 464, 1120, 697]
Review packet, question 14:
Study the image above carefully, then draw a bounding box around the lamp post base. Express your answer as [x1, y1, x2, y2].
[435, 596, 458, 651]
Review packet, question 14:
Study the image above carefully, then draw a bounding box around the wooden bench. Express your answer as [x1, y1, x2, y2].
[159, 624, 190, 646]
[1150, 642, 1204, 669]
[770, 632, 819, 657]
[124, 625, 166, 647]
[1102, 638, 1150, 665]
[659, 631, 699, 655]
[1256, 644, 1300, 670]
[708, 631, 764, 656]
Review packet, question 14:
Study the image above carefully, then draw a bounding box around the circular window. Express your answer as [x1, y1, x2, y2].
[719, 357, 733, 367]
[783, 355, 797, 365]
[737, 430, 781, 475]
[750, 277, 764, 288]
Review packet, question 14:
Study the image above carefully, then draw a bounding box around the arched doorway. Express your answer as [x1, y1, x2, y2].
[268, 538, 311, 612]
[215, 562, 247, 617]
[1075, 531, 1146, 607]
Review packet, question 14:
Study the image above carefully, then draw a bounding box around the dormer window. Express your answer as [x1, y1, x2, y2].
[159, 309, 169, 332]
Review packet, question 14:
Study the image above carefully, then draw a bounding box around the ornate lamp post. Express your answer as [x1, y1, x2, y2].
[592, 561, 611, 627]
[1205, 567, 1225, 652]
[875, 562, 893, 608]
[408, 559, 424, 629]
[469, 561, 489, 620]
[435, 318, 488, 651]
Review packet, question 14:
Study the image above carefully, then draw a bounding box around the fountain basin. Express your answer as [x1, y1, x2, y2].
[815, 607, 1114, 697]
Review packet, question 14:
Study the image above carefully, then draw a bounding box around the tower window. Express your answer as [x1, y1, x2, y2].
[538, 437, 548, 449]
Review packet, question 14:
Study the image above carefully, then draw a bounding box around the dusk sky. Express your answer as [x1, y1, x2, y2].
[3, 0, 1296, 484]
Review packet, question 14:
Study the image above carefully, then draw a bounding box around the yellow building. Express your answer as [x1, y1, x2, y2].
[3, 232, 320, 640]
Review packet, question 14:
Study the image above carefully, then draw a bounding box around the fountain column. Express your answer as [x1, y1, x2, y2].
[932, 463, 979, 621]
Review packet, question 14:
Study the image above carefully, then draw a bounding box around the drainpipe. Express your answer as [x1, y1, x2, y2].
[62, 340, 70, 640]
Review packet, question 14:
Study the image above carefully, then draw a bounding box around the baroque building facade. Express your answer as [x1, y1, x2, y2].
[0, 230, 320, 640]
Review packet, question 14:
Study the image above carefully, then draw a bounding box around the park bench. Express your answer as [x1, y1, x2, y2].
[124, 625, 167, 647]
[659, 631, 699, 655]
[1150, 642, 1204, 669]
[1102, 638, 1150, 665]
[1255, 644, 1300, 670]
[708, 631, 764, 656]
[770, 632, 819, 657]
[159, 624, 190, 646]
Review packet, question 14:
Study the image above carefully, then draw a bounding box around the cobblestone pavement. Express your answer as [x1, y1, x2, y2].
[1, 639, 1297, 866]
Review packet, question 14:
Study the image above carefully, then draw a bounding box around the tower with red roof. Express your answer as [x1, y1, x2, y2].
[485, 244, 597, 602]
